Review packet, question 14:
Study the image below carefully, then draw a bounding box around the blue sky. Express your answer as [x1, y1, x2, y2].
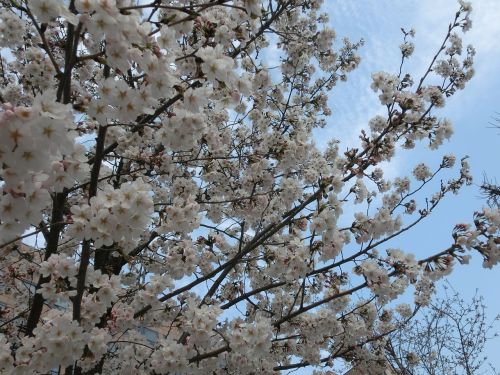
[312, 0, 500, 371]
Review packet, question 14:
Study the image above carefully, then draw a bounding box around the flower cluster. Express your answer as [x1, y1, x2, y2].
[80, 270, 122, 328]
[17, 314, 86, 372]
[67, 179, 153, 250]
[229, 317, 273, 359]
[184, 302, 222, 345]
[0, 95, 84, 243]
[149, 338, 190, 374]
[413, 163, 433, 181]
[0, 11, 26, 47]
[371, 72, 400, 105]
[38, 254, 78, 304]
[268, 237, 310, 281]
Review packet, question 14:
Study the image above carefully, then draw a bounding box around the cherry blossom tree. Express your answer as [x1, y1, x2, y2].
[0, 0, 498, 374]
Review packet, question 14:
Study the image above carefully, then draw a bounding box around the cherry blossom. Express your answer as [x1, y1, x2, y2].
[0, 1, 497, 374]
